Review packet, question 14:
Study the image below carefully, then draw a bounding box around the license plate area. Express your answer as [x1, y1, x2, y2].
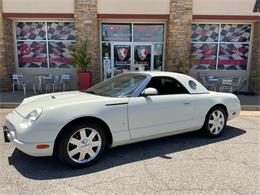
[3, 126, 10, 143]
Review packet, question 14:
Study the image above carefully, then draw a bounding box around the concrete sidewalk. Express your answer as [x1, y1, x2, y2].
[0, 90, 260, 110]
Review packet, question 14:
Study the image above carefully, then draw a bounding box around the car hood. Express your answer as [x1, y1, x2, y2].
[15, 91, 106, 117]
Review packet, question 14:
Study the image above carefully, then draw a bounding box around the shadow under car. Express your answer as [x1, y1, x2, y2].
[8, 125, 245, 180]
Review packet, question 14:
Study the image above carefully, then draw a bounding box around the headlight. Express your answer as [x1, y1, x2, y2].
[25, 108, 42, 126]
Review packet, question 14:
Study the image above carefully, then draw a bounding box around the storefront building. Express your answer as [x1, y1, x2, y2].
[0, 0, 259, 93]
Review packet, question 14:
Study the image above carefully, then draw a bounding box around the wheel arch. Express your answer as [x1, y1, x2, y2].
[206, 104, 228, 119]
[53, 116, 113, 155]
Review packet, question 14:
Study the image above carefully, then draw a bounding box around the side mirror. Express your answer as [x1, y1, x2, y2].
[141, 88, 158, 96]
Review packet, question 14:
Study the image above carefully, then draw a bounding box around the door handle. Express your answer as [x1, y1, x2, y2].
[184, 102, 192, 105]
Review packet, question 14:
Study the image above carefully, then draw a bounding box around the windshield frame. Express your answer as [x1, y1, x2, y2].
[84, 73, 151, 98]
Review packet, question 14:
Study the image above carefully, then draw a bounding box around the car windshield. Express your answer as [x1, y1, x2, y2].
[84, 73, 147, 97]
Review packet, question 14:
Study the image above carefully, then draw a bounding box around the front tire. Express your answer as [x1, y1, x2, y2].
[57, 122, 107, 167]
[202, 107, 227, 137]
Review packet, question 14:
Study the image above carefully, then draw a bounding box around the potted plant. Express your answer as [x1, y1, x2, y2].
[71, 39, 92, 90]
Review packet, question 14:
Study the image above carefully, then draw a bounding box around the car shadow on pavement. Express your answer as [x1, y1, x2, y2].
[8, 126, 245, 180]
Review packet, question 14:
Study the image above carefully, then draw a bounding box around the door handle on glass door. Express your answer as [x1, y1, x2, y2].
[184, 102, 192, 105]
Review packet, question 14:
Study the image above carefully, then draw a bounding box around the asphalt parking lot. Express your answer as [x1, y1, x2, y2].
[0, 109, 259, 195]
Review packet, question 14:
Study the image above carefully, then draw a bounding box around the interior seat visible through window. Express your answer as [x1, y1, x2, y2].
[144, 77, 189, 95]
[146, 78, 163, 94]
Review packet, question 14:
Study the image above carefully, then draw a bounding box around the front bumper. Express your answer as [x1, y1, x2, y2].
[3, 111, 54, 157]
[228, 108, 240, 120]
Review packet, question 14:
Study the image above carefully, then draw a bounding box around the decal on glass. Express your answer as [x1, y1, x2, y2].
[190, 23, 251, 71]
[47, 22, 76, 40]
[218, 43, 249, 70]
[16, 22, 76, 68]
[220, 24, 251, 42]
[48, 42, 75, 68]
[17, 41, 47, 68]
[16, 22, 46, 40]
[114, 45, 131, 75]
[191, 24, 219, 42]
[190, 43, 217, 70]
[134, 45, 151, 71]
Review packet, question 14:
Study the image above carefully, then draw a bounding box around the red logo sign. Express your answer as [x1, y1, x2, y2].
[137, 48, 149, 61]
[117, 47, 128, 61]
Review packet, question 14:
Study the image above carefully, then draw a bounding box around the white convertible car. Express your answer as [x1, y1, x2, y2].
[3, 71, 240, 167]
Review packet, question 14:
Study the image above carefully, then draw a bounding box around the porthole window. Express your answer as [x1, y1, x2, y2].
[189, 80, 197, 90]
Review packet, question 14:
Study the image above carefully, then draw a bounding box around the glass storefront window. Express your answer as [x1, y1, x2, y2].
[220, 24, 251, 42]
[190, 23, 251, 71]
[191, 24, 219, 42]
[47, 22, 76, 40]
[48, 42, 75, 68]
[102, 24, 131, 42]
[16, 22, 46, 40]
[133, 24, 164, 42]
[101, 23, 165, 79]
[102, 43, 112, 79]
[218, 43, 249, 70]
[153, 43, 163, 71]
[190, 43, 217, 70]
[15, 21, 76, 68]
[17, 41, 47, 68]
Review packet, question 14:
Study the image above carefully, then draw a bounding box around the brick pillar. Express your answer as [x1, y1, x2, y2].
[0, 2, 15, 91]
[74, 0, 100, 84]
[249, 21, 260, 94]
[166, 0, 192, 73]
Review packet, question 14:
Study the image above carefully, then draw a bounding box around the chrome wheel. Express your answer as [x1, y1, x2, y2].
[208, 110, 225, 135]
[67, 128, 102, 163]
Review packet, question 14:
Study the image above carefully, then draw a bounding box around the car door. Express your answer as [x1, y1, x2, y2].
[128, 76, 195, 140]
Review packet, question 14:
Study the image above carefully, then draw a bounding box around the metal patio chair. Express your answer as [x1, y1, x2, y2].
[231, 77, 241, 94]
[200, 76, 216, 91]
[42, 74, 55, 93]
[219, 78, 233, 93]
[12, 73, 36, 96]
[60, 74, 71, 91]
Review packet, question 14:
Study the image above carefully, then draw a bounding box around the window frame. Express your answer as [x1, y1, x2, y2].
[190, 22, 254, 71]
[99, 22, 167, 80]
[13, 20, 76, 69]
[141, 76, 190, 96]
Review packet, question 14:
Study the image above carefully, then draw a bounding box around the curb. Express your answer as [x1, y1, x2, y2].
[0, 103, 20, 109]
[1, 102, 260, 111]
[241, 105, 260, 111]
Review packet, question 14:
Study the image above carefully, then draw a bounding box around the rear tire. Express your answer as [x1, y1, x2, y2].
[57, 122, 107, 168]
[202, 107, 227, 137]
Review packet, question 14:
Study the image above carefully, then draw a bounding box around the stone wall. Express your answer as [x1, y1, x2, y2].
[166, 0, 192, 73]
[249, 21, 260, 94]
[74, 0, 100, 84]
[0, 0, 15, 91]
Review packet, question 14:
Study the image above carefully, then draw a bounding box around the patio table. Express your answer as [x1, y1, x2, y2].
[32, 74, 52, 92]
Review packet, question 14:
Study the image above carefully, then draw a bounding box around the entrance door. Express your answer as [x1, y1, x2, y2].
[133, 44, 153, 71]
[108, 43, 155, 78]
[112, 43, 132, 77]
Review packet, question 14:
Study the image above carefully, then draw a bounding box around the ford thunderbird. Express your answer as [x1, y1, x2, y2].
[3, 72, 240, 167]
